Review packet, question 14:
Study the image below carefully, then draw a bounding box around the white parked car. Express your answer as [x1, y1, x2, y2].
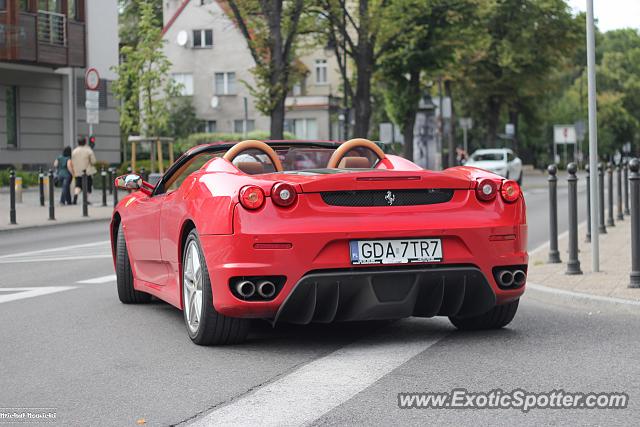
[465, 148, 523, 184]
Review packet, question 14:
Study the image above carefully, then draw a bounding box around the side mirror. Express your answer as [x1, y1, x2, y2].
[115, 174, 143, 191]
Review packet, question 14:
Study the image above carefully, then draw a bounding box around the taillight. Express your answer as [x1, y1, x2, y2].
[271, 182, 298, 208]
[501, 180, 521, 202]
[239, 185, 265, 210]
[475, 179, 498, 202]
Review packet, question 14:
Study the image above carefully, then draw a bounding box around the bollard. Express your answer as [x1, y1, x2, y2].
[616, 164, 624, 221]
[82, 169, 89, 217]
[624, 161, 630, 215]
[9, 169, 17, 225]
[108, 168, 114, 195]
[48, 169, 55, 220]
[598, 163, 607, 234]
[547, 164, 561, 263]
[113, 178, 119, 207]
[607, 163, 615, 227]
[101, 167, 107, 207]
[586, 164, 591, 242]
[566, 163, 582, 275]
[629, 159, 640, 288]
[38, 167, 45, 207]
[140, 167, 147, 182]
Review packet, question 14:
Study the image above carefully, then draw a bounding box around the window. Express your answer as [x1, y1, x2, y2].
[68, 0, 77, 19]
[5, 86, 18, 148]
[172, 73, 194, 96]
[19, 0, 29, 12]
[234, 119, 255, 134]
[192, 29, 213, 48]
[39, 0, 62, 12]
[205, 120, 217, 133]
[285, 118, 318, 139]
[292, 77, 306, 96]
[214, 72, 236, 95]
[315, 59, 327, 84]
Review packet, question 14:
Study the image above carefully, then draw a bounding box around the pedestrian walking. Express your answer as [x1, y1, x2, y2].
[71, 136, 97, 205]
[53, 146, 75, 205]
[456, 146, 468, 165]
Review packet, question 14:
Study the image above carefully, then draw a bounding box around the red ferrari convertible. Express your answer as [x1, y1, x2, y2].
[111, 138, 527, 345]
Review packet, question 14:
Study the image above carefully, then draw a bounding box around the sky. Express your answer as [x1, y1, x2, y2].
[567, 0, 640, 32]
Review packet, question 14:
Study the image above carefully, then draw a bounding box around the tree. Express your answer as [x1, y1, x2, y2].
[226, 0, 306, 139]
[118, 0, 163, 47]
[168, 97, 204, 140]
[113, 0, 179, 141]
[378, 0, 479, 161]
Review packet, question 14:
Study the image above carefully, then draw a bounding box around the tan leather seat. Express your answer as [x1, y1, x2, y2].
[236, 162, 265, 175]
[337, 156, 371, 169]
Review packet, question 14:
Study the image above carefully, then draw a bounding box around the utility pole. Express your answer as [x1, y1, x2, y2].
[586, 0, 600, 272]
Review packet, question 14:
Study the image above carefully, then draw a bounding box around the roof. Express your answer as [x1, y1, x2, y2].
[162, 0, 191, 36]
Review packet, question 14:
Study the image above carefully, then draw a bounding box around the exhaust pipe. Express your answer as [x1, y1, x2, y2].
[513, 270, 527, 287]
[497, 270, 514, 287]
[235, 280, 256, 298]
[256, 280, 276, 299]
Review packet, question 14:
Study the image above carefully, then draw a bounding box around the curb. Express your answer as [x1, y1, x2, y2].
[0, 217, 110, 234]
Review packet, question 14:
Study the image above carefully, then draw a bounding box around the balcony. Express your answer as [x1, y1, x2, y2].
[0, 9, 85, 68]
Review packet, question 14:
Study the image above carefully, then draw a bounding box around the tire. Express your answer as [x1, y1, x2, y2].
[449, 299, 519, 331]
[116, 224, 151, 304]
[182, 229, 249, 345]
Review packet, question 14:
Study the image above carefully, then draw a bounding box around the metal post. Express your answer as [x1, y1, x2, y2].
[82, 170, 88, 217]
[9, 169, 17, 225]
[48, 169, 55, 221]
[38, 167, 45, 207]
[113, 178, 119, 207]
[586, 165, 591, 242]
[101, 167, 107, 207]
[624, 161, 630, 215]
[140, 167, 147, 182]
[566, 163, 582, 275]
[586, 0, 600, 272]
[629, 159, 640, 287]
[598, 163, 607, 234]
[617, 163, 624, 220]
[108, 167, 114, 195]
[607, 163, 615, 227]
[548, 164, 561, 263]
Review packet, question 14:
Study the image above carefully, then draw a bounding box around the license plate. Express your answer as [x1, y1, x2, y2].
[349, 238, 443, 265]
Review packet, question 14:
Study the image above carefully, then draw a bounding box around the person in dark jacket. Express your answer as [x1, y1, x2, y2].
[53, 146, 76, 205]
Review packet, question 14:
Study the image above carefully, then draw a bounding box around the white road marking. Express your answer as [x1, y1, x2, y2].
[0, 240, 110, 259]
[77, 274, 116, 284]
[190, 322, 448, 427]
[0, 255, 111, 264]
[0, 287, 76, 304]
[0, 240, 111, 264]
[528, 282, 640, 307]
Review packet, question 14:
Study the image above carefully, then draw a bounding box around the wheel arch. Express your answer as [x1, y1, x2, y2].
[110, 211, 122, 267]
[178, 219, 197, 309]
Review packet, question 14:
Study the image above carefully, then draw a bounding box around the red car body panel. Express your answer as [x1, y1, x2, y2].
[111, 141, 527, 322]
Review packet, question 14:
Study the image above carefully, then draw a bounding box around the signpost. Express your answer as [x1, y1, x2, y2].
[553, 124, 577, 165]
[459, 117, 473, 156]
[84, 68, 100, 138]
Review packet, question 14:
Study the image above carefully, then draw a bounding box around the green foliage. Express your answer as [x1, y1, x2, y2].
[118, 0, 163, 47]
[0, 170, 40, 188]
[174, 131, 296, 155]
[167, 97, 204, 141]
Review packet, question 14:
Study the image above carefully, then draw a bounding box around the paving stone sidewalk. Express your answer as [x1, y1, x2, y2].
[0, 187, 113, 231]
[528, 215, 640, 301]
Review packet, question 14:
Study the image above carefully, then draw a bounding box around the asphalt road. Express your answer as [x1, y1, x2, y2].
[1, 177, 637, 427]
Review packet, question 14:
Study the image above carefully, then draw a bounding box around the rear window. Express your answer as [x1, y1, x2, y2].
[472, 153, 505, 161]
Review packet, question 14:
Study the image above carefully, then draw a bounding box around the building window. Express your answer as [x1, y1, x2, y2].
[192, 29, 213, 48]
[214, 72, 236, 95]
[205, 120, 217, 133]
[5, 86, 18, 148]
[68, 0, 77, 19]
[234, 119, 255, 134]
[285, 118, 318, 139]
[172, 73, 194, 96]
[19, 0, 29, 12]
[292, 77, 306, 96]
[315, 59, 327, 84]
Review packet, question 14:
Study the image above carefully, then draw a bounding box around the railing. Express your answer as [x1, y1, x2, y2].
[37, 10, 66, 46]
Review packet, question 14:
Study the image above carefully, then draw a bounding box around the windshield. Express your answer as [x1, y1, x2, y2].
[471, 152, 505, 162]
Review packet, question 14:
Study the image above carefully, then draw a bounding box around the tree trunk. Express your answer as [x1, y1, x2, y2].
[402, 70, 421, 161]
[445, 80, 456, 168]
[486, 96, 501, 147]
[508, 108, 519, 152]
[353, 53, 373, 138]
[270, 97, 285, 140]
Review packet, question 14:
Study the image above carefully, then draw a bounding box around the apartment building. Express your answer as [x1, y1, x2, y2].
[162, 0, 343, 140]
[0, 0, 120, 167]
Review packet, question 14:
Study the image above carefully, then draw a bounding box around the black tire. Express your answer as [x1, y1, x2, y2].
[183, 229, 250, 346]
[449, 299, 519, 330]
[116, 224, 151, 304]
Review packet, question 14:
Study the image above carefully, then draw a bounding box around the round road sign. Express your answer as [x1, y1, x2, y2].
[85, 68, 100, 90]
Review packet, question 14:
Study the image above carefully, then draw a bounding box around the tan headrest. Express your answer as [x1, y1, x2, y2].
[236, 162, 265, 175]
[338, 156, 371, 169]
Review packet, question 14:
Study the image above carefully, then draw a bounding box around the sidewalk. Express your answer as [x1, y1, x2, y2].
[0, 187, 113, 231]
[528, 216, 640, 302]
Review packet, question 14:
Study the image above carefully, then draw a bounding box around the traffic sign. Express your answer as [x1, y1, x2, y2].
[554, 125, 577, 144]
[85, 90, 100, 125]
[85, 68, 100, 90]
[86, 109, 99, 125]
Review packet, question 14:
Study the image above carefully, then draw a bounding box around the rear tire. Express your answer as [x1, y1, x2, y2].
[116, 224, 151, 304]
[449, 299, 519, 330]
[182, 229, 250, 345]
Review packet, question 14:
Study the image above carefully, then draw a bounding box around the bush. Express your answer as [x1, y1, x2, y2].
[174, 131, 295, 156]
[0, 169, 40, 189]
